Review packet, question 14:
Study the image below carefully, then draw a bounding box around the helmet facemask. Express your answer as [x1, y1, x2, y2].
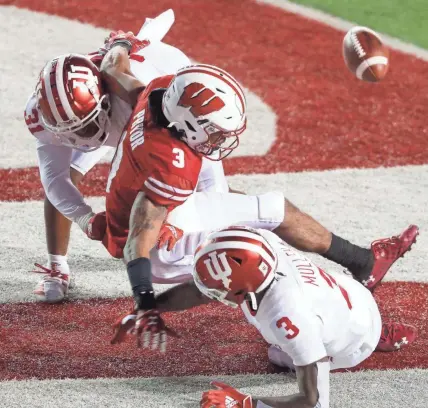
[162, 64, 247, 160]
[44, 94, 112, 152]
[37, 54, 112, 152]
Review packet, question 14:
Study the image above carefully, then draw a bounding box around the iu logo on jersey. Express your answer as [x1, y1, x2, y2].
[178, 83, 225, 117]
[204, 251, 232, 289]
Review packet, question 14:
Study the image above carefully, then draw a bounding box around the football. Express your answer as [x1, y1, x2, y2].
[342, 26, 390, 82]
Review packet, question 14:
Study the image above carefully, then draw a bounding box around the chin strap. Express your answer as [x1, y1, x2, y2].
[248, 292, 258, 311]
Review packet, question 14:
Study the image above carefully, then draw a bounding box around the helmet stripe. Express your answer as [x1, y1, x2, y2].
[195, 241, 277, 269]
[43, 62, 64, 125]
[207, 228, 276, 260]
[56, 55, 78, 122]
[196, 64, 246, 102]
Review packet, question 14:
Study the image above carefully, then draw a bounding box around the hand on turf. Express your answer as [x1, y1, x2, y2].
[111, 309, 178, 352]
[200, 381, 253, 408]
[156, 223, 184, 251]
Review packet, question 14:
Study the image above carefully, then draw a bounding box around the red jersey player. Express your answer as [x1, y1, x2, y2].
[96, 35, 247, 350]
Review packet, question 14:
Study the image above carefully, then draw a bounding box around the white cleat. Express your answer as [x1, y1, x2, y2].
[32, 263, 71, 303]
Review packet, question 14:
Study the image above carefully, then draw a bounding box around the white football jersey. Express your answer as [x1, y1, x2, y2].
[241, 230, 381, 367]
[25, 41, 192, 147]
[25, 42, 232, 221]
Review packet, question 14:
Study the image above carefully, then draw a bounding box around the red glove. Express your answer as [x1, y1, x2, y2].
[75, 211, 106, 241]
[86, 211, 107, 241]
[201, 381, 253, 408]
[111, 309, 178, 352]
[156, 223, 184, 251]
[105, 30, 149, 54]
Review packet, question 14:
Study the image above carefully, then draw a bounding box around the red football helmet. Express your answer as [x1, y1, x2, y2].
[36, 53, 111, 151]
[193, 226, 277, 308]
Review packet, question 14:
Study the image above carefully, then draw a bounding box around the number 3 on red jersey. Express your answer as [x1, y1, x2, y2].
[276, 317, 300, 340]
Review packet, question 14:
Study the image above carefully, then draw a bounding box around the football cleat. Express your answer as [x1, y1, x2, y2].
[362, 225, 419, 291]
[32, 263, 71, 303]
[376, 322, 417, 352]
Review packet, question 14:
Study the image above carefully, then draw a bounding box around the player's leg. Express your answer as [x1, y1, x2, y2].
[274, 198, 418, 290]
[167, 191, 418, 290]
[34, 167, 83, 302]
[34, 145, 112, 302]
[44, 167, 84, 262]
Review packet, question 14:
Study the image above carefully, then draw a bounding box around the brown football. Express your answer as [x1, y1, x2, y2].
[343, 26, 390, 82]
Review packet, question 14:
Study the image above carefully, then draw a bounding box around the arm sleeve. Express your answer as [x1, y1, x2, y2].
[196, 158, 229, 193]
[267, 304, 327, 367]
[36, 140, 93, 221]
[315, 360, 330, 408]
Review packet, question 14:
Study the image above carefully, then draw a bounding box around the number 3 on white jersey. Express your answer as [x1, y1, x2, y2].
[172, 147, 185, 168]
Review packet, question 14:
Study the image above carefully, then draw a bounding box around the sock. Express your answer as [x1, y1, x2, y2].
[47, 254, 70, 275]
[322, 234, 374, 281]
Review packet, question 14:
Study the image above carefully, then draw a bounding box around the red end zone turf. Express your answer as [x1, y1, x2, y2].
[0, 0, 427, 381]
[2, 0, 428, 201]
[0, 282, 426, 380]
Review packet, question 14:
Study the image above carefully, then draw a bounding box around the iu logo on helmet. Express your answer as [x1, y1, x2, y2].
[178, 83, 225, 117]
[68, 65, 99, 96]
[204, 251, 232, 289]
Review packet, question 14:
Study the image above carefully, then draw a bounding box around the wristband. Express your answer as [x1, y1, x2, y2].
[74, 211, 95, 233]
[110, 40, 132, 53]
[127, 257, 156, 309]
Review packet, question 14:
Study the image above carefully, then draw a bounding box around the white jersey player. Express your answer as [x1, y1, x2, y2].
[25, 12, 230, 302]
[143, 226, 415, 408]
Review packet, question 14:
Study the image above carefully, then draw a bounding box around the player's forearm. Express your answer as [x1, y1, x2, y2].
[124, 192, 167, 263]
[100, 45, 145, 107]
[253, 394, 317, 408]
[252, 362, 321, 408]
[124, 192, 167, 310]
[156, 281, 212, 312]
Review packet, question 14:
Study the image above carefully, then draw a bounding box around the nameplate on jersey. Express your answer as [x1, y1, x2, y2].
[130, 109, 146, 150]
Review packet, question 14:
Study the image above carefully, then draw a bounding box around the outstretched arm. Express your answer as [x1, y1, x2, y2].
[156, 281, 213, 313]
[202, 359, 328, 408]
[124, 191, 167, 262]
[100, 43, 145, 107]
[253, 360, 326, 407]
[124, 191, 167, 311]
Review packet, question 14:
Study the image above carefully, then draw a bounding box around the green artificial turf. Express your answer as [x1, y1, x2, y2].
[292, 0, 428, 49]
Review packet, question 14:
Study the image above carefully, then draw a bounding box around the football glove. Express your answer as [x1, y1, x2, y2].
[111, 309, 178, 352]
[104, 30, 149, 54]
[156, 223, 184, 251]
[201, 381, 253, 408]
[75, 211, 106, 241]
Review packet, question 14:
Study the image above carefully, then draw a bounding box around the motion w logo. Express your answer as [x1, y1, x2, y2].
[178, 82, 225, 117]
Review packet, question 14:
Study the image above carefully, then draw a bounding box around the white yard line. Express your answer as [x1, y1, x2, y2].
[1, 370, 427, 408]
[0, 165, 426, 303]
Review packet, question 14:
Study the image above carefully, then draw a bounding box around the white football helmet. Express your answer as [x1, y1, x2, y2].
[162, 64, 247, 160]
[36, 54, 111, 152]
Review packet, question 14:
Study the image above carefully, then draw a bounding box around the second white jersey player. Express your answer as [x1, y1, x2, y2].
[190, 227, 416, 408]
[25, 39, 193, 221]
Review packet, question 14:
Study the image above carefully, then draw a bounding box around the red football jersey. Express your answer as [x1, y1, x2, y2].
[103, 75, 203, 258]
